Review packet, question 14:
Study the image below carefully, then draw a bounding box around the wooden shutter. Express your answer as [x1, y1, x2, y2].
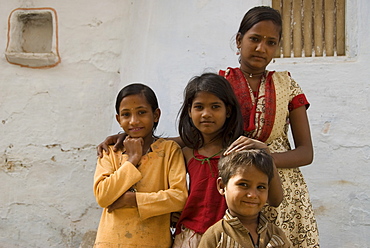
[272, 0, 346, 57]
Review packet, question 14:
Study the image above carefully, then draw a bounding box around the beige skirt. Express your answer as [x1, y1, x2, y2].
[263, 167, 320, 248]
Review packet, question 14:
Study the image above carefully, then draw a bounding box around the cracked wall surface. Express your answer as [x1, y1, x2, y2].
[1, 0, 370, 247]
[0, 1, 124, 247]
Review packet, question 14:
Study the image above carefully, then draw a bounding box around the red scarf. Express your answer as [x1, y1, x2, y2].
[219, 67, 276, 142]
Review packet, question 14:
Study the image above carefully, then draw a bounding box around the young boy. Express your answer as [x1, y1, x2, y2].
[198, 149, 291, 248]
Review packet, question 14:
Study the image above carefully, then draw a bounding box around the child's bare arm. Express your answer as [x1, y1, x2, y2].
[97, 133, 127, 158]
[267, 163, 284, 207]
[271, 106, 313, 168]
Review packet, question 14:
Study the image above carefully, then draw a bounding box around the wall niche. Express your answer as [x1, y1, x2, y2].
[5, 8, 60, 68]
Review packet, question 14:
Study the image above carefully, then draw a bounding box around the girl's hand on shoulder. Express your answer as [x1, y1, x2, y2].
[223, 136, 270, 156]
[124, 136, 144, 166]
[97, 133, 127, 158]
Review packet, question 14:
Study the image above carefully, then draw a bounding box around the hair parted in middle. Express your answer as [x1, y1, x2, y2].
[237, 6, 283, 41]
[178, 72, 243, 149]
[218, 149, 274, 185]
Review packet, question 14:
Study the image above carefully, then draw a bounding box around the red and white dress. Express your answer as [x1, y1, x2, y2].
[220, 67, 320, 248]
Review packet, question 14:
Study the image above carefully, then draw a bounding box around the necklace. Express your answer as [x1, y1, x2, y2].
[242, 70, 266, 78]
[242, 71, 267, 102]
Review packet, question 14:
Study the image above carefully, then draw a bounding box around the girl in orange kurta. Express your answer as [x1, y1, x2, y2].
[94, 83, 188, 248]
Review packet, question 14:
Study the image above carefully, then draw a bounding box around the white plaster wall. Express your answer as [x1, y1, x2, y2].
[0, 0, 369, 247]
[0, 1, 125, 247]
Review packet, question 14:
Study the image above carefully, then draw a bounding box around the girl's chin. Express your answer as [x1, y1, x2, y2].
[126, 132, 143, 138]
[128, 133, 152, 139]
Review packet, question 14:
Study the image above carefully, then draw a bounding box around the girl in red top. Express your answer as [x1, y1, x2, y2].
[172, 73, 282, 248]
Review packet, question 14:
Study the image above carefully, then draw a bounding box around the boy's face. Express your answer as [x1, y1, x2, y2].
[218, 165, 269, 221]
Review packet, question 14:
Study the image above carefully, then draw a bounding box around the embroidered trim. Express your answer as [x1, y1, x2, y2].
[220, 68, 276, 142]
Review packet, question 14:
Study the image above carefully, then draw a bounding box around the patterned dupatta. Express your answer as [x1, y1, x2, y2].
[219, 67, 276, 142]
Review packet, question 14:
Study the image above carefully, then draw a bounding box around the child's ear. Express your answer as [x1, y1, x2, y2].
[236, 32, 242, 48]
[153, 108, 161, 123]
[115, 114, 121, 125]
[217, 177, 226, 196]
[226, 106, 232, 118]
[188, 107, 192, 119]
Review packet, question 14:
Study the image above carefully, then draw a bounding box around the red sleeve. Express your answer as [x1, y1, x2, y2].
[288, 94, 310, 111]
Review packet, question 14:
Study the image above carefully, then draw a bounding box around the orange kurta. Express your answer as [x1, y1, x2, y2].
[94, 138, 188, 248]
